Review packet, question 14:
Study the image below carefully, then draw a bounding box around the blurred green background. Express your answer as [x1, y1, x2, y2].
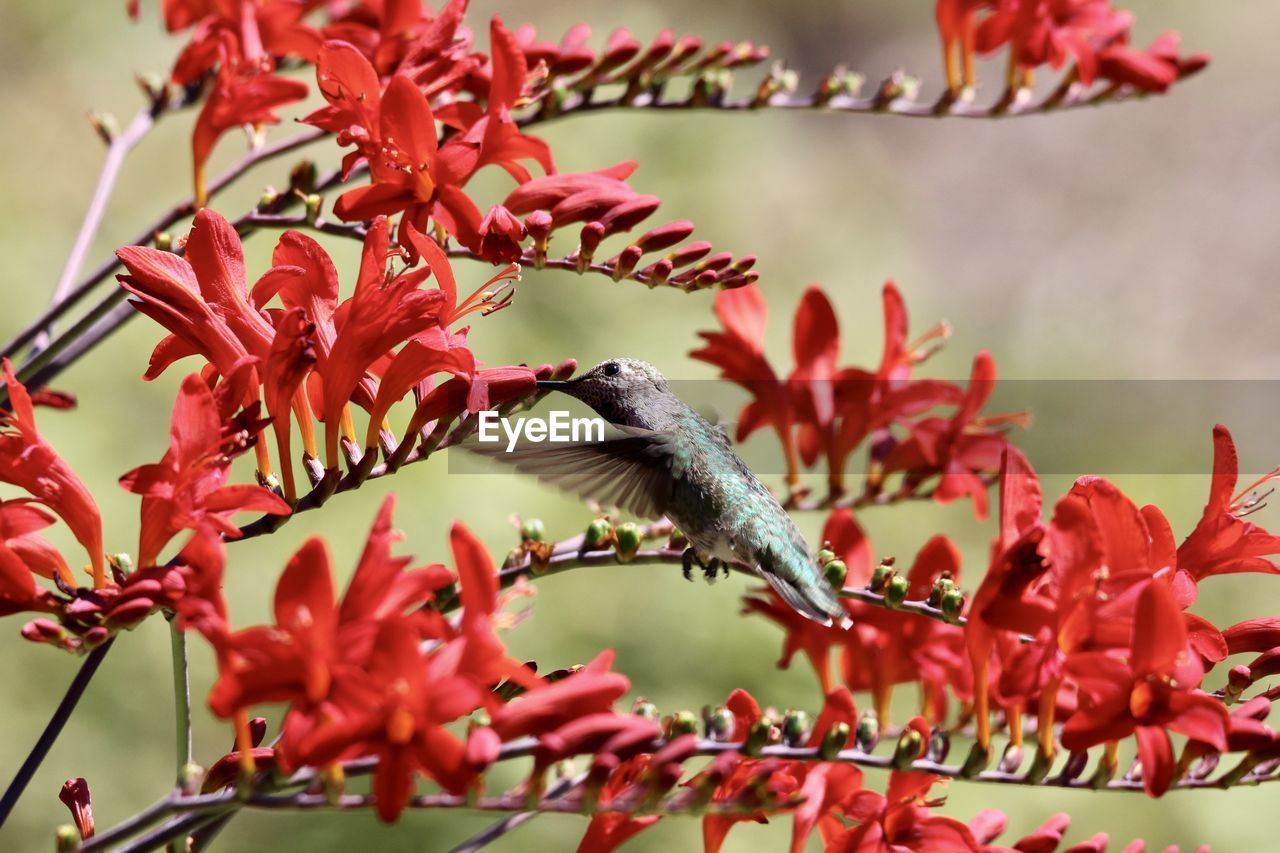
[2, 1, 1277, 849]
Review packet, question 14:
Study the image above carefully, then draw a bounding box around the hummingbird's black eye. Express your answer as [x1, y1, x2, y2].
[602, 362, 621, 377]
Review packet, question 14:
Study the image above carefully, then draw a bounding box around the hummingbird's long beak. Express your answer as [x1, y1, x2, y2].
[535, 379, 575, 390]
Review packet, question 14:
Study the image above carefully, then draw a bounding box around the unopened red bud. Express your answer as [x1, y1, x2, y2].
[1229, 664, 1253, 696]
[59, 778, 94, 840]
[639, 258, 672, 286]
[577, 221, 605, 267]
[600, 196, 660, 235]
[614, 522, 642, 561]
[634, 221, 694, 253]
[600, 30, 641, 71]
[465, 726, 501, 770]
[23, 619, 66, 644]
[731, 255, 757, 273]
[611, 245, 643, 281]
[667, 241, 711, 268]
[524, 210, 553, 241]
[105, 597, 155, 627]
[83, 627, 110, 647]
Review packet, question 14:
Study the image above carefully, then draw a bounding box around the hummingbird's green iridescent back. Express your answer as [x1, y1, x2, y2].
[478, 358, 845, 624]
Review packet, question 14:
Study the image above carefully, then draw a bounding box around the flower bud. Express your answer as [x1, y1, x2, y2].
[55, 825, 80, 852]
[520, 518, 545, 543]
[59, 777, 94, 840]
[584, 518, 613, 550]
[884, 574, 909, 608]
[88, 111, 119, 145]
[823, 559, 848, 590]
[666, 710, 698, 738]
[941, 589, 965, 623]
[178, 762, 205, 795]
[819, 722, 850, 760]
[927, 575, 955, 607]
[614, 522, 642, 561]
[303, 193, 322, 225]
[999, 743, 1024, 774]
[744, 718, 772, 755]
[1058, 750, 1090, 782]
[855, 711, 879, 752]
[869, 559, 894, 592]
[891, 728, 924, 769]
[927, 727, 950, 763]
[815, 548, 837, 566]
[154, 231, 173, 252]
[632, 698, 659, 720]
[258, 186, 282, 211]
[959, 742, 990, 778]
[524, 211, 552, 268]
[611, 245, 643, 281]
[289, 159, 317, 195]
[667, 527, 688, 551]
[781, 709, 809, 746]
[704, 706, 735, 741]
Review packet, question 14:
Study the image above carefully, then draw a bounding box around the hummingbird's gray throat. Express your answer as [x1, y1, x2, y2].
[486, 358, 847, 625]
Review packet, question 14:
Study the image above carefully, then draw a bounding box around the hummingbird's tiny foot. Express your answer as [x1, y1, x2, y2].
[702, 558, 723, 585]
[681, 547, 698, 582]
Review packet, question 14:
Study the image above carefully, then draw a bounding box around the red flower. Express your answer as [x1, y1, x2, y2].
[1061, 580, 1229, 797]
[882, 351, 1024, 520]
[828, 771, 980, 852]
[966, 0, 1207, 92]
[190, 33, 309, 207]
[310, 22, 553, 252]
[577, 755, 663, 853]
[1, 359, 104, 588]
[0, 500, 73, 589]
[119, 372, 289, 567]
[1177, 424, 1280, 581]
[690, 284, 797, 482]
[314, 217, 448, 466]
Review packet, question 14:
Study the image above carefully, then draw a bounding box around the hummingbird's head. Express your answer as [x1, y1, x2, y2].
[536, 358, 671, 426]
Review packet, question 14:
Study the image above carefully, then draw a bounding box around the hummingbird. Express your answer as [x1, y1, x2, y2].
[475, 358, 846, 625]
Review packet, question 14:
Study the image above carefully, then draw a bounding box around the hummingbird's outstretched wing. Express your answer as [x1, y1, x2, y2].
[464, 426, 678, 520]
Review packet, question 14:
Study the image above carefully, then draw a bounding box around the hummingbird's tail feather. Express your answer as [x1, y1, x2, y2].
[761, 570, 850, 628]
